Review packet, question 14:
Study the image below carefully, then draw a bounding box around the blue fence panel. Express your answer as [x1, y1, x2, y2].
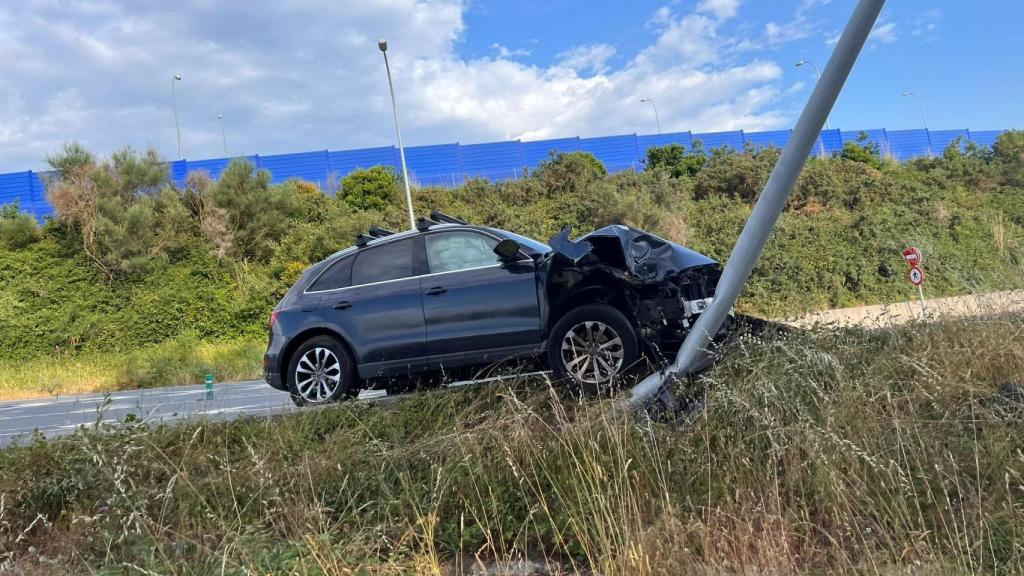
[0, 127, 1011, 220]
[461, 141, 522, 181]
[183, 157, 233, 180]
[887, 129, 933, 161]
[841, 129, 889, 156]
[635, 132, 694, 165]
[928, 129, 969, 154]
[0, 171, 28, 209]
[580, 134, 640, 172]
[259, 150, 329, 185]
[327, 146, 397, 190]
[969, 130, 1003, 148]
[521, 137, 580, 169]
[170, 160, 188, 186]
[693, 130, 745, 152]
[403, 143, 462, 187]
[744, 129, 791, 150]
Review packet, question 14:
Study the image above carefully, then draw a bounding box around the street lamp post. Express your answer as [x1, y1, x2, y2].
[901, 91, 931, 156]
[172, 74, 183, 160]
[217, 114, 228, 156]
[900, 91, 929, 130]
[639, 98, 662, 134]
[378, 39, 416, 230]
[795, 60, 830, 129]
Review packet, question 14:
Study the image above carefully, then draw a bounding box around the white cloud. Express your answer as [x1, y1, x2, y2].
[868, 21, 898, 44]
[556, 44, 616, 74]
[492, 43, 530, 58]
[697, 0, 741, 20]
[0, 0, 795, 173]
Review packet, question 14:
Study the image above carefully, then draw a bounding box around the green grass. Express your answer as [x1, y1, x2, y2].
[0, 335, 264, 400]
[1, 316, 1021, 574]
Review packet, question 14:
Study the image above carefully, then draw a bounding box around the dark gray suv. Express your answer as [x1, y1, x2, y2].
[264, 213, 721, 405]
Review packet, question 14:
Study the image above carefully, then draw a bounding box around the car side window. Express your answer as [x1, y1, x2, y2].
[352, 238, 414, 285]
[425, 231, 500, 274]
[308, 256, 353, 292]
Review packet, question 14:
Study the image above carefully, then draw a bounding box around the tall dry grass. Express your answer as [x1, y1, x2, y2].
[0, 316, 1021, 574]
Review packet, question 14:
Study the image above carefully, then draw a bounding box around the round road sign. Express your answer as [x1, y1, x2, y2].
[903, 246, 922, 267]
[908, 266, 924, 286]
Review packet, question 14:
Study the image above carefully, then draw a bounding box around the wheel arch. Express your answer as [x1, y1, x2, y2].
[280, 327, 357, 386]
[547, 282, 636, 335]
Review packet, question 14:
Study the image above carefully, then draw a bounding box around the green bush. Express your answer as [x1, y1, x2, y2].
[645, 141, 707, 178]
[339, 165, 399, 211]
[0, 203, 40, 249]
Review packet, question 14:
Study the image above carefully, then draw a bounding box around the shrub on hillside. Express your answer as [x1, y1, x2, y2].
[201, 160, 301, 262]
[839, 132, 883, 169]
[46, 144, 193, 277]
[644, 141, 708, 178]
[0, 203, 41, 249]
[532, 151, 607, 197]
[339, 165, 399, 211]
[692, 145, 778, 202]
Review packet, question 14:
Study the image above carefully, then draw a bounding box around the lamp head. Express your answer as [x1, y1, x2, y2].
[378, 39, 388, 52]
[174, 74, 182, 80]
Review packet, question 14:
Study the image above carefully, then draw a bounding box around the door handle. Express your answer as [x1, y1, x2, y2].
[332, 300, 352, 310]
[424, 286, 447, 296]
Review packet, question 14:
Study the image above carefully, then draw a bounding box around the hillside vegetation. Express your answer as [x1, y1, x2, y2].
[0, 134, 1022, 397]
[0, 316, 1021, 573]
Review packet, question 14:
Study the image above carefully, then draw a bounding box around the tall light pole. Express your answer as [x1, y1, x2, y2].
[900, 91, 929, 130]
[172, 74, 183, 160]
[639, 98, 661, 134]
[217, 114, 228, 156]
[627, 0, 885, 412]
[795, 60, 830, 129]
[378, 39, 416, 230]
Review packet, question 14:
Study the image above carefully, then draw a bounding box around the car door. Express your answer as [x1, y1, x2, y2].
[314, 237, 427, 378]
[420, 230, 541, 363]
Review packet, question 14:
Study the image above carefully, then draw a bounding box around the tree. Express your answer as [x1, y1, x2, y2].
[644, 141, 707, 178]
[339, 166, 399, 211]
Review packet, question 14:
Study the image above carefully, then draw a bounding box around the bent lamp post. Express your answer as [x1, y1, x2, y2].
[626, 0, 886, 411]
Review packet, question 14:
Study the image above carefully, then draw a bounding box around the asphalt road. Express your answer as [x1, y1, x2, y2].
[0, 373, 547, 447]
[0, 380, 384, 447]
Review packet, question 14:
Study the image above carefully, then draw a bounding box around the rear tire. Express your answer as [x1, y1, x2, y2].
[287, 335, 356, 406]
[547, 304, 639, 397]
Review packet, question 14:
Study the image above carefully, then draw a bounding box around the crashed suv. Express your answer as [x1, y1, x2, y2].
[264, 212, 721, 404]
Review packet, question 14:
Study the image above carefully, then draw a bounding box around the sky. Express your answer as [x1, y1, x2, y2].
[0, 0, 1021, 173]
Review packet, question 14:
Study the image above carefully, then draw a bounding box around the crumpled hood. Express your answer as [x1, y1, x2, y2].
[546, 224, 717, 282]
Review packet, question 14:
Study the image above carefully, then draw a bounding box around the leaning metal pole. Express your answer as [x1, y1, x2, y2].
[626, 0, 886, 409]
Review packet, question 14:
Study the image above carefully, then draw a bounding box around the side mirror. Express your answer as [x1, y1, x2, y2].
[493, 238, 521, 261]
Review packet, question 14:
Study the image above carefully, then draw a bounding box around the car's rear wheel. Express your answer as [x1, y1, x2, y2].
[548, 304, 639, 396]
[287, 335, 356, 406]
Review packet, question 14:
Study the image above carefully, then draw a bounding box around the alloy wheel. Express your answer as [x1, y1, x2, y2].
[294, 347, 342, 402]
[560, 320, 625, 385]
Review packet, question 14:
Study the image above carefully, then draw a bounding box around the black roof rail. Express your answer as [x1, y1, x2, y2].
[415, 217, 439, 232]
[368, 225, 395, 238]
[355, 233, 373, 248]
[430, 210, 467, 225]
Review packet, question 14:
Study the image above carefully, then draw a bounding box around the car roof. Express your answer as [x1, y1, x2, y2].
[323, 223, 496, 261]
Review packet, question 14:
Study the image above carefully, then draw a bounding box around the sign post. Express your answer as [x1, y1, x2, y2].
[903, 247, 926, 318]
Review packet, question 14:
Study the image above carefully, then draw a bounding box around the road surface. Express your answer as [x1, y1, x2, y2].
[0, 373, 546, 447]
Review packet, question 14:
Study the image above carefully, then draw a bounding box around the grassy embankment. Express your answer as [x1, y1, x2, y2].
[0, 315, 1021, 574]
[1, 136, 1022, 399]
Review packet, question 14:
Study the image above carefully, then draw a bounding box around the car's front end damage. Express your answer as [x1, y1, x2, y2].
[540, 225, 724, 358]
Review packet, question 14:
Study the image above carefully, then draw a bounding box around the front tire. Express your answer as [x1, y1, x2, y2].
[287, 335, 356, 406]
[547, 304, 639, 396]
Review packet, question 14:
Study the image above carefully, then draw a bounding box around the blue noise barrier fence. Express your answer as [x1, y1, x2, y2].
[1, 127, 1007, 221]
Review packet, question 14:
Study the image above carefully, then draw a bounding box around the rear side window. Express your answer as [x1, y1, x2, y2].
[352, 238, 414, 285]
[307, 256, 353, 292]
